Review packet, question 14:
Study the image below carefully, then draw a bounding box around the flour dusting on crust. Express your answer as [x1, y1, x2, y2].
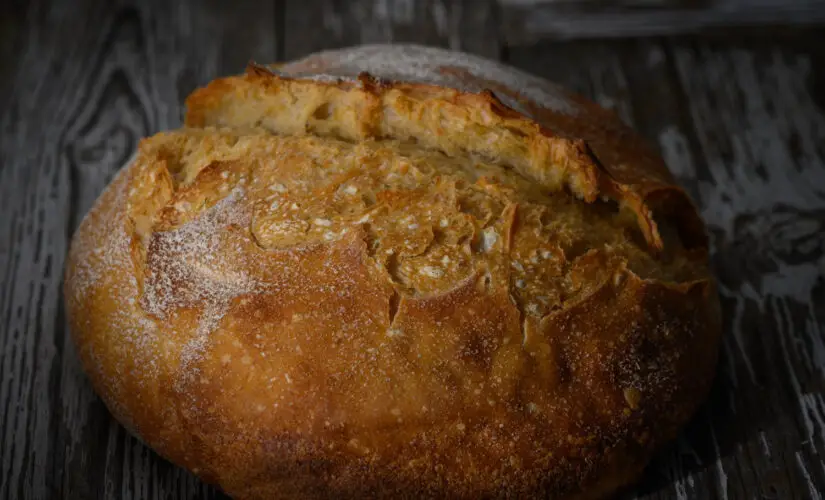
[68, 154, 136, 302]
[142, 187, 264, 372]
[277, 44, 578, 118]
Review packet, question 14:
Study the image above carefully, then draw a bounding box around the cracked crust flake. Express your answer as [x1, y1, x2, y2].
[65, 45, 721, 499]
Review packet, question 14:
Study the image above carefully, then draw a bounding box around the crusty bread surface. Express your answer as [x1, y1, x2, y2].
[65, 45, 721, 499]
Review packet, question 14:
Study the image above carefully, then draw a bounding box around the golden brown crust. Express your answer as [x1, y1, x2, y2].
[186, 46, 707, 254]
[65, 45, 721, 499]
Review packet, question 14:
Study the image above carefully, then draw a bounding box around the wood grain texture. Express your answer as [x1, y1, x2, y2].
[499, 0, 825, 42]
[1, 0, 824, 498]
[283, 0, 501, 60]
[499, 0, 694, 4]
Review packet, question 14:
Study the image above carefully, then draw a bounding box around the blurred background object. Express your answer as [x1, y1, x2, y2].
[1, 1, 823, 500]
[500, 0, 825, 40]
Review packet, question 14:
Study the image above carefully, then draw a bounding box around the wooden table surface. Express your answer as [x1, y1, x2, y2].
[1, 1, 824, 499]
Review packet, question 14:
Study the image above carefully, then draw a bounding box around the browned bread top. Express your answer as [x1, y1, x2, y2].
[65, 45, 721, 499]
[188, 45, 708, 255]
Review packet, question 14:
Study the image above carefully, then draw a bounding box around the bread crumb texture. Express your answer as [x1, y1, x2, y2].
[65, 45, 720, 499]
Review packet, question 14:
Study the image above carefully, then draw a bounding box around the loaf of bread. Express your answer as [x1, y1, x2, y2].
[64, 45, 721, 499]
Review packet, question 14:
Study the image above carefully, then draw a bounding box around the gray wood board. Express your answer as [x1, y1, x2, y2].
[1, 0, 824, 498]
[282, 0, 501, 61]
[499, 0, 825, 42]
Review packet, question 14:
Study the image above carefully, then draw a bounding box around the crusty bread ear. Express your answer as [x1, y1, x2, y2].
[186, 64, 602, 202]
[185, 46, 708, 253]
[66, 45, 720, 500]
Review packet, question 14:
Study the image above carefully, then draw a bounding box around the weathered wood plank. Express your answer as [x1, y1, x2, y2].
[0, 4, 111, 499]
[283, 0, 501, 60]
[500, 0, 825, 42]
[448, 0, 502, 59]
[0, 0, 277, 498]
[669, 35, 825, 500]
[283, 0, 448, 60]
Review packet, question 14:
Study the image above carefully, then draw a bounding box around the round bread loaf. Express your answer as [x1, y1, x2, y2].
[65, 45, 721, 499]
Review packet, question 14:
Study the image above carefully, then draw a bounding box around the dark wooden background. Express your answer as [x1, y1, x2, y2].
[498, 0, 825, 41]
[1, 0, 824, 498]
